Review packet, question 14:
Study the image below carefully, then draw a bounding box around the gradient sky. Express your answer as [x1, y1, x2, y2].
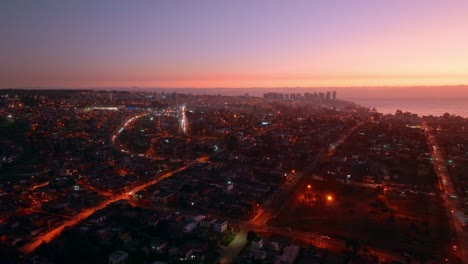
[1, 0, 468, 88]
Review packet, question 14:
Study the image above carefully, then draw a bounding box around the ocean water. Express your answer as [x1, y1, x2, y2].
[142, 87, 468, 117]
[349, 97, 468, 117]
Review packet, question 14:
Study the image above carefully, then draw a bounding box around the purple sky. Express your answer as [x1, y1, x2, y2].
[1, 0, 468, 88]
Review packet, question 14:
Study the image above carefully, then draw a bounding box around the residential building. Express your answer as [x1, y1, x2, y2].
[108, 251, 128, 264]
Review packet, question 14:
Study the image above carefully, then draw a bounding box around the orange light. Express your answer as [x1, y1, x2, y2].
[307, 184, 311, 189]
[327, 195, 333, 201]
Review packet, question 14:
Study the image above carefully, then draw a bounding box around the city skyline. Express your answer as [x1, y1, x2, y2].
[2, 0, 468, 88]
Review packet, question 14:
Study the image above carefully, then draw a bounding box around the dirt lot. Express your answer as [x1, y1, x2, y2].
[271, 180, 451, 258]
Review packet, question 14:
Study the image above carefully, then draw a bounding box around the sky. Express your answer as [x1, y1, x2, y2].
[1, 0, 468, 89]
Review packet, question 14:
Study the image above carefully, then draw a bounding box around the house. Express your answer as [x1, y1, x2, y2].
[152, 190, 175, 203]
[30, 256, 53, 264]
[108, 251, 128, 264]
[97, 228, 114, 243]
[180, 245, 195, 260]
[252, 237, 264, 249]
[363, 175, 375, 183]
[119, 232, 133, 244]
[192, 215, 205, 222]
[89, 215, 106, 225]
[169, 246, 194, 260]
[200, 217, 217, 228]
[349, 254, 379, 264]
[172, 214, 185, 222]
[274, 245, 300, 264]
[150, 239, 168, 252]
[270, 241, 280, 251]
[183, 221, 198, 233]
[248, 248, 267, 260]
[213, 219, 228, 233]
[223, 182, 234, 192]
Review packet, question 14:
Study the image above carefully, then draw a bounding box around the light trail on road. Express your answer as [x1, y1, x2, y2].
[19, 163, 194, 254]
[423, 122, 468, 264]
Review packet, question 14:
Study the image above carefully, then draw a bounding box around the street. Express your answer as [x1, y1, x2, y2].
[423, 122, 468, 264]
[19, 162, 195, 254]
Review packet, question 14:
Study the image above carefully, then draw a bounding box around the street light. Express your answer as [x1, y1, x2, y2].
[327, 195, 333, 202]
[253, 203, 260, 215]
[307, 184, 311, 189]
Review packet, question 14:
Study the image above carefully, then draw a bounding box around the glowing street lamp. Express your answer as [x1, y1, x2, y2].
[307, 184, 311, 189]
[327, 195, 333, 202]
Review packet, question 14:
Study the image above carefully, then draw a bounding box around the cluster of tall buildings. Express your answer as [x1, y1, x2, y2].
[263, 91, 337, 101]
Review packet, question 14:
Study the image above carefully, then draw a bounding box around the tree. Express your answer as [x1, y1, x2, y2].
[416, 253, 427, 264]
[224, 134, 238, 152]
[247, 231, 257, 242]
[0, 243, 19, 264]
[155, 220, 173, 241]
[345, 239, 360, 254]
[410, 221, 419, 233]
[261, 134, 275, 151]
[205, 234, 218, 263]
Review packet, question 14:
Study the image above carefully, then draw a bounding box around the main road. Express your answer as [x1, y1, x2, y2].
[19, 163, 194, 254]
[220, 121, 443, 264]
[423, 122, 468, 264]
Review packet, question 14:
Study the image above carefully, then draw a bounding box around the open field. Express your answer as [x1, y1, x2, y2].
[271, 180, 451, 259]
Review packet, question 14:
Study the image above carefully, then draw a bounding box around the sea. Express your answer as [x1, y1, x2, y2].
[349, 97, 468, 117]
[130, 87, 468, 118]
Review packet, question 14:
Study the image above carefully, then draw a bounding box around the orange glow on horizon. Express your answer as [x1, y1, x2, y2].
[25, 74, 467, 89]
[2, 1, 468, 89]
[6, 70, 467, 89]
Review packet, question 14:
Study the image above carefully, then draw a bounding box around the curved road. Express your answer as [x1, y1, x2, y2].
[20, 112, 194, 254]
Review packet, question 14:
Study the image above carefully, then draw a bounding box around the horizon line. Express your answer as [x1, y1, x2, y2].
[1, 84, 468, 90]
